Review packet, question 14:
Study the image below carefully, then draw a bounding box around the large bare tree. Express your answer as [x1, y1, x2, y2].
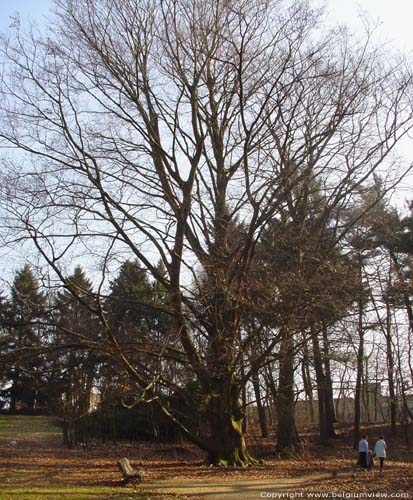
[0, 0, 412, 465]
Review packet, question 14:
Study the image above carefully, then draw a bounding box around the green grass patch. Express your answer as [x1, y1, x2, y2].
[0, 486, 145, 500]
[0, 416, 60, 436]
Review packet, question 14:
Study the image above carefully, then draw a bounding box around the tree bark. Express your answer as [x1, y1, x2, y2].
[384, 294, 397, 434]
[9, 365, 21, 413]
[353, 297, 364, 449]
[322, 328, 337, 427]
[252, 368, 268, 438]
[276, 329, 300, 455]
[312, 328, 335, 444]
[301, 340, 315, 424]
[241, 357, 248, 434]
[205, 381, 261, 466]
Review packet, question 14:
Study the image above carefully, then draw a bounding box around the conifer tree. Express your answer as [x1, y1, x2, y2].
[5, 265, 47, 412]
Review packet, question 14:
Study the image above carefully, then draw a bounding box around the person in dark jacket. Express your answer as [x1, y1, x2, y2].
[358, 435, 369, 469]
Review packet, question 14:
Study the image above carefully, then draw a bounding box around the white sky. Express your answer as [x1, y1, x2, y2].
[0, 0, 412, 281]
[0, 0, 411, 53]
[0, 0, 51, 32]
[0, 0, 412, 50]
[327, 0, 413, 53]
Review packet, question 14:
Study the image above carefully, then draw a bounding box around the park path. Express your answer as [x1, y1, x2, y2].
[139, 471, 343, 499]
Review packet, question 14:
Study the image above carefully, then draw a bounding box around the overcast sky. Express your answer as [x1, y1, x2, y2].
[0, 0, 412, 53]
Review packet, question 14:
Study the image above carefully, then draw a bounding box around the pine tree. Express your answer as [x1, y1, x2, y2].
[5, 265, 47, 412]
[54, 266, 100, 446]
[102, 260, 173, 406]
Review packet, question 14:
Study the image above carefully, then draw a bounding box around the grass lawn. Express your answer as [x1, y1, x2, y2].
[0, 415, 60, 437]
[0, 415, 159, 500]
[0, 486, 145, 500]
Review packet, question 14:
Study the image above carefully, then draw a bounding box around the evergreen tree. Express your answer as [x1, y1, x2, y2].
[102, 259, 173, 407]
[3, 265, 47, 412]
[53, 266, 101, 446]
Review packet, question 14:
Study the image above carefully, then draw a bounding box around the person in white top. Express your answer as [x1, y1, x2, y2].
[374, 436, 387, 472]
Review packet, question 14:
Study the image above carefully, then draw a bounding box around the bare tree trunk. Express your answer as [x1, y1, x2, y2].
[389, 251, 413, 390]
[372, 257, 398, 432]
[399, 382, 411, 447]
[276, 329, 300, 455]
[252, 368, 268, 438]
[335, 364, 350, 422]
[9, 367, 20, 414]
[353, 298, 364, 449]
[322, 328, 337, 429]
[205, 380, 260, 466]
[264, 362, 278, 428]
[394, 322, 412, 447]
[301, 339, 315, 424]
[264, 363, 278, 409]
[384, 295, 397, 434]
[241, 356, 248, 434]
[312, 328, 335, 444]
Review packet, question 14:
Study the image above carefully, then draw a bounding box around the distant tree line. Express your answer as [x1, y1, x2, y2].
[1, 195, 413, 450]
[0, 260, 182, 447]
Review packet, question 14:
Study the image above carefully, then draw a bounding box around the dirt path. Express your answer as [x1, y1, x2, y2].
[139, 472, 343, 499]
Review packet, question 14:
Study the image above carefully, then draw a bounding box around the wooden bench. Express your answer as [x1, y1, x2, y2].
[117, 457, 144, 486]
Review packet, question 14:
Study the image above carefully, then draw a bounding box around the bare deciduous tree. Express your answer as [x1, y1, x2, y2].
[0, 0, 412, 465]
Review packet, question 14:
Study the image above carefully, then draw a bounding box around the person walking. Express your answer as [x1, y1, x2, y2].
[374, 436, 387, 472]
[358, 435, 369, 469]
